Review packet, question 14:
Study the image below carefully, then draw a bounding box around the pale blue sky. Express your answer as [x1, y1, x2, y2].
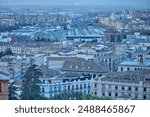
[1, 0, 150, 7]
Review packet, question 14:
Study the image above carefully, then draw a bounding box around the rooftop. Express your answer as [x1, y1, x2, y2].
[120, 59, 150, 66]
[0, 71, 10, 80]
[101, 70, 150, 83]
[62, 59, 108, 73]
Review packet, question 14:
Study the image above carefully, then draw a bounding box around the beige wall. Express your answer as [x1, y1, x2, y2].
[0, 80, 9, 100]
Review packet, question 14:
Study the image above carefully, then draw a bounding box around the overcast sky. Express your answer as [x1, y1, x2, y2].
[1, 0, 150, 7]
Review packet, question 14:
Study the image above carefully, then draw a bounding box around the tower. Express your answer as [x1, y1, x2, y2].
[137, 50, 145, 64]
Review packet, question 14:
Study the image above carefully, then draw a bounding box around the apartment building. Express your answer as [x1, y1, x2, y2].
[92, 70, 150, 100]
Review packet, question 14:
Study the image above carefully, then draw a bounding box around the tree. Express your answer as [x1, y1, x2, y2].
[4, 48, 13, 55]
[81, 94, 112, 100]
[0, 51, 4, 58]
[9, 82, 18, 100]
[0, 48, 13, 59]
[52, 91, 82, 100]
[20, 64, 43, 100]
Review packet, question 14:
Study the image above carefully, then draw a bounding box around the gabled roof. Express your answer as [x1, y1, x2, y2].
[62, 59, 108, 73]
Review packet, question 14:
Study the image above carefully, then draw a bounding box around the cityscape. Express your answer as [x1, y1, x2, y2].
[0, 0, 150, 100]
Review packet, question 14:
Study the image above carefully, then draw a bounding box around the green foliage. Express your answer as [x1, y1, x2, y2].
[4, 48, 13, 55]
[52, 93, 112, 100]
[81, 94, 112, 100]
[20, 64, 44, 100]
[0, 51, 4, 58]
[0, 48, 13, 59]
[52, 91, 82, 100]
[9, 82, 18, 100]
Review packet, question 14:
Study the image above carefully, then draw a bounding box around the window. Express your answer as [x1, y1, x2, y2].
[95, 92, 97, 95]
[109, 92, 111, 97]
[84, 90, 86, 94]
[115, 93, 118, 97]
[127, 67, 130, 71]
[84, 84, 86, 89]
[102, 92, 105, 96]
[135, 87, 138, 91]
[94, 83, 97, 88]
[143, 88, 146, 92]
[128, 87, 131, 91]
[135, 93, 138, 99]
[109, 58, 111, 62]
[121, 67, 123, 71]
[115, 86, 118, 90]
[42, 87, 44, 93]
[143, 95, 146, 99]
[0, 82, 2, 92]
[76, 85, 78, 90]
[80, 84, 82, 89]
[68, 86, 70, 91]
[122, 86, 124, 90]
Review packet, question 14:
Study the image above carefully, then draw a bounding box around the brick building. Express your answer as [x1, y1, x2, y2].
[0, 71, 9, 100]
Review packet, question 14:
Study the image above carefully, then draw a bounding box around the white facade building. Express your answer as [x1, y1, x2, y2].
[91, 70, 150, 100]
[39, 73, 92, 98]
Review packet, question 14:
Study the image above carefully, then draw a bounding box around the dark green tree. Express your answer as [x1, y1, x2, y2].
[5, 48, 13, 55]
[52, 91, 82, 100]
[0, 51, 4, 58]
[9, 82, 18, 100]
[81, 94, 112, 100]
[20, 64, 43, 100]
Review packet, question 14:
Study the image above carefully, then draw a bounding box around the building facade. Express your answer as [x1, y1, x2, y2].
[0, 71, 9, 100]
[91, 70, 150, 100]
[40, 73, 92, 98]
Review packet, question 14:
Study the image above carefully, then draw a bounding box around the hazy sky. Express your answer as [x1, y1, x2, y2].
[1, 0, 150, 7]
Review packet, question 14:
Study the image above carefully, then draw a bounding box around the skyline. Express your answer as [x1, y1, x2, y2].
[1, 0, 150, 8]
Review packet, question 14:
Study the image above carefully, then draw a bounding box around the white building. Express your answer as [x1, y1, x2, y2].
[39, 73, 92, 98]
[118, 51, 150, 72]
[91, 70, 150, 100]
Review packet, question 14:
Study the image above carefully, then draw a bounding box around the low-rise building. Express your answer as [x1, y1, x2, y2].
[91, 70, 150, 100]
[118, 51, 150, 72]
[0, 71, 10, 100]
[40, 72, 92, 98]
[95, 51, 124, 72]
